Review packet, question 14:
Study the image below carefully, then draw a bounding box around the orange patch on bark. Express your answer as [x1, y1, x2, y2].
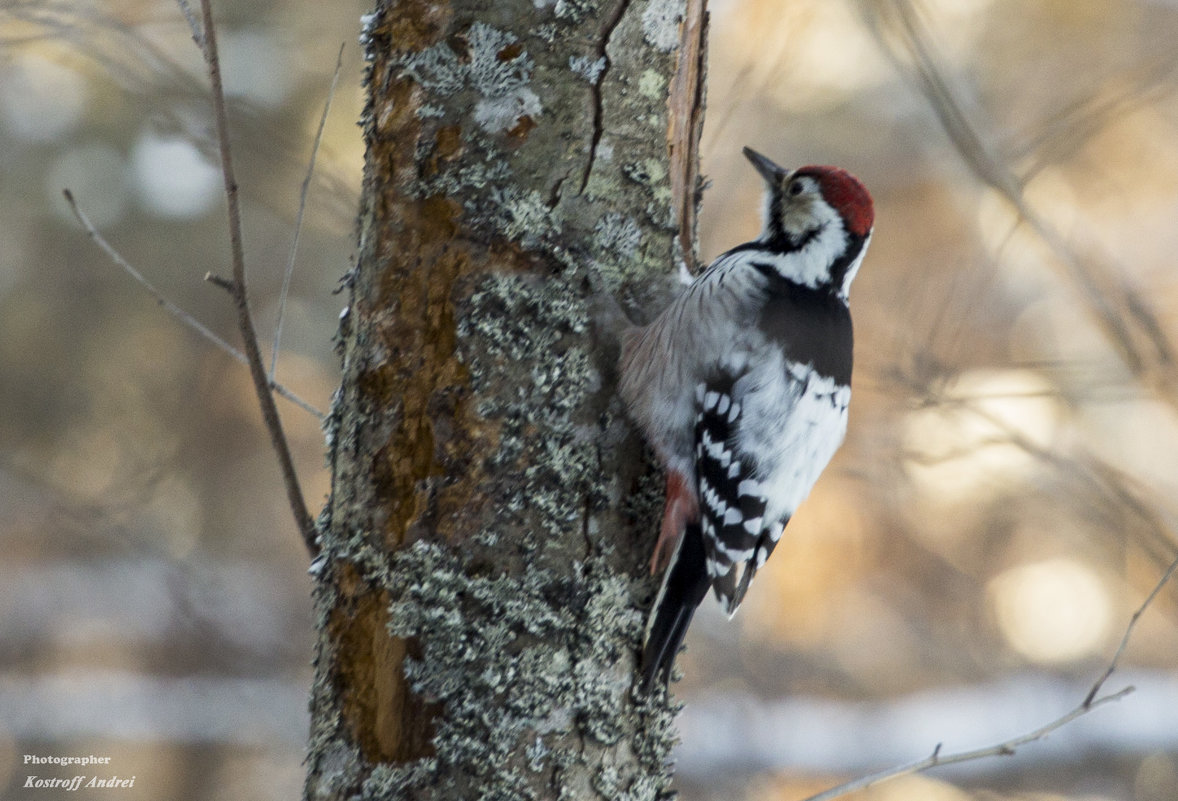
[329, 563, 438, 763]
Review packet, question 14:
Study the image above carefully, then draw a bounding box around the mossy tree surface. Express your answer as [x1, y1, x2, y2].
[305, 1, 706, 799]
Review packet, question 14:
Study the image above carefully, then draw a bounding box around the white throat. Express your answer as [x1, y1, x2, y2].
[757, 214, 849, 291]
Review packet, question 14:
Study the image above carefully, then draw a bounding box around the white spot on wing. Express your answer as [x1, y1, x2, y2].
[737, 479, 762, 498]
[702, 436, 729, 463]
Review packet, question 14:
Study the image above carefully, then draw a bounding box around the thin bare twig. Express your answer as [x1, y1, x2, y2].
[174, 0, 203, 46]
[801, 555, 1178, 801]
[196, 0, 318, 557]
[270, 42, 345, 382]
[63, 189, 324, 420]
[800, 689, 1132, 801]
[1084, 554, 1178, 707]
[204, 271, 236, 294]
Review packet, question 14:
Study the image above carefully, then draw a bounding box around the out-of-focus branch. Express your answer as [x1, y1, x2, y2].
[885, 361, 1178, 567]
[4, 2, 358, 228]
[800, 554, 1178, 801]
[63, 189, 325, 420]
[270, 43, 344, 382]
[194, 0, 319, 557]
[858, 0, 1178, 408]
[1016, 55, 1178, 180]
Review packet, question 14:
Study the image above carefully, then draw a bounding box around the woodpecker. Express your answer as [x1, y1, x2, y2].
[619, 147, 873, 692]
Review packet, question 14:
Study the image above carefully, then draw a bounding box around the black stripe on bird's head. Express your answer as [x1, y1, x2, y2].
[743, 147, 874, 296]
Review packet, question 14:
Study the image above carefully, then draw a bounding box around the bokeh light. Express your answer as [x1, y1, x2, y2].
[0, 51, 87, 142]
[2, 1, 1177, 800]
[131, 131, 222, 218]
[988, 557, 1113, 664]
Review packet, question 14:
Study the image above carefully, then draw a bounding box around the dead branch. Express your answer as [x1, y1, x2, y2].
[1084, 556, 1178, 707]
[270, 43, 344, 382]
[63, 189, 324, 420]
[193, 0, 318, 557]
[800, 554, 1178, 801]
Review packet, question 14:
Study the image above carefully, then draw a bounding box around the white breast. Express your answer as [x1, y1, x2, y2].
[733, 354, 849, 531]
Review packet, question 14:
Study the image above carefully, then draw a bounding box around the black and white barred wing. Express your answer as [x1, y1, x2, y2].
[694, 361, 851, 616]
[641, 313, 852, 690]
[693, 380, 771, 614]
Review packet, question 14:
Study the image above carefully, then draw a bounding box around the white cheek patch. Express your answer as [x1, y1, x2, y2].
[756, 207, 849, 289]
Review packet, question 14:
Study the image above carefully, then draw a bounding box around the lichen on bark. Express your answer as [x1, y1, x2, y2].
[305, 1, 701, 799]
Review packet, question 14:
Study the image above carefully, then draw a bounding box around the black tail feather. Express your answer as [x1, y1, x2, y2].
[640, 521, 711, 693]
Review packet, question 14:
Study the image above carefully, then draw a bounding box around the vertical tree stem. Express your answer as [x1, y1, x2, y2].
[197, 0, 318, 556]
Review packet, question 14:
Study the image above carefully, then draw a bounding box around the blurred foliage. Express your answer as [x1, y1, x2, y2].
[0, 1, 366, 798]
[0, 1, 1176, 800]
[691, 1, 1178, 799]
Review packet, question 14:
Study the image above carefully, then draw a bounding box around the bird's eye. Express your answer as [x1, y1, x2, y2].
[788, 180, 804, 197]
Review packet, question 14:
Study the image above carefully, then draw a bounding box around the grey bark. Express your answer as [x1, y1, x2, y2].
[304, 1, 706, 799]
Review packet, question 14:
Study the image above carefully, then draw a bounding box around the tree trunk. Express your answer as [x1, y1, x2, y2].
[305, 1, 706, 798]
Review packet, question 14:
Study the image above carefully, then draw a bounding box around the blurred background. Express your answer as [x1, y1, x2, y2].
[1, 1, 1176, 800]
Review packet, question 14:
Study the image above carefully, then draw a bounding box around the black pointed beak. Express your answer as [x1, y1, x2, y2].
[743, 147, 789, 183]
